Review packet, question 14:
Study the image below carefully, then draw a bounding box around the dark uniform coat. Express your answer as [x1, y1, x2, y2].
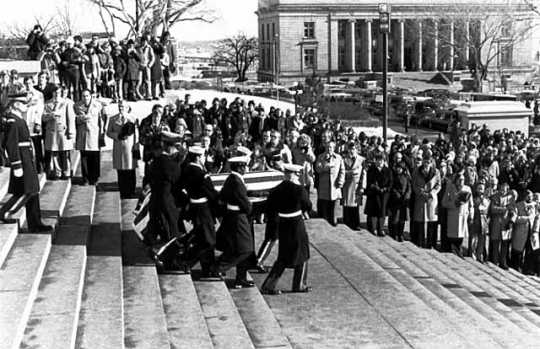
[148, 151, 183, 242]
[217, 172, 253, 254]
[181, 162, 218, 247]
[364, 164, 392, 218]
[266, 180, 312, 267]
[3, 113, 39, 195]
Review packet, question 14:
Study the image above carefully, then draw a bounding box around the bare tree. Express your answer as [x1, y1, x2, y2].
[6, 15, 58, 42]
[213, 34, 258, 82]
[421, 0, 537, 91]
[86, 0, 217, 38]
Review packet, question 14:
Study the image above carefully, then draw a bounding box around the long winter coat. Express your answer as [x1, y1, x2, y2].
[489, 191, 516, 241]
[442, 183, 474, 239]
[470, 196, 490, 238]
[412, 166, 441, 222]
[388, 171, 412, 222]
[364, 164, 392, 217]
[315, 152, 345, 201]
[74, 99, 104, 151]
[106, 113, 136, 170]
[512, 200, 536, 252]
[341, 155, 365, 207]
[42, 98, 76, 151]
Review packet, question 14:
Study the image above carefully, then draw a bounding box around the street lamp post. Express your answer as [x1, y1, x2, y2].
[379, 3, 391, 143]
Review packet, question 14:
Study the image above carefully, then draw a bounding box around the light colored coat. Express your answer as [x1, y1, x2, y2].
[489, 191, 516, 241]
[442, 183, 474, 239]
[24, 88, 44, 136]
[511, 201, 536, 252]
[74, 99, 103, 151]
[106, 113, 136, 170]
[341, 155, 365, 207]
[42, 98, 76, 151]
[412, 167, 441, 222]
[470, 196, 490, 237]
[315, 152, 345, 201]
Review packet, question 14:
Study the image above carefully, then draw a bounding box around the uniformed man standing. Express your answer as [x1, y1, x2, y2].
[74, 89, 105, 185]
[180, 145, 220, 277]
[1, 94, 51, 232]
[261, 163, 312, 295]
[214, 155, 255, 288]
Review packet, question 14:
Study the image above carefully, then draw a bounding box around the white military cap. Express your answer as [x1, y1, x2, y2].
[189, 145, 205, 155]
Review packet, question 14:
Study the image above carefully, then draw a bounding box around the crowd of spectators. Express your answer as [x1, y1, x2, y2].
[25, 25, 177, 103]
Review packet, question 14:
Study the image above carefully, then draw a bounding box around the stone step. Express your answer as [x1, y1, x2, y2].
[424, 249, 540, 329]
[0, 234, 51, 349]
[0, 223, 17, 267]
[229, 274, 292, 349]
[483, 262, 540, 302]
[0, 167, 11, 201]
[19, 185, 97, 349]
[504, 263, 540, 290]
[3, 173, 47, 228]
[332, 225, 503, 349]
[447, 253, 540, 310]
[121, 199, 170, 349]
[159, 274, 213, 349]
[252, 223, 411, 348]
[304, 219, 473, 348]
[75, 190, 124, 349]
[385, 239, 540, 345]
[341, 227, 527, 348]
[193, 281, 256, 349]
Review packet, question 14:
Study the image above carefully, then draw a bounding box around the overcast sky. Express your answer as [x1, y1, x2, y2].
[0, 0, 258, 41]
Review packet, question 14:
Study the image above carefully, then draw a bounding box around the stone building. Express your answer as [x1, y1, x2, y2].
[257, 0, 538, 83]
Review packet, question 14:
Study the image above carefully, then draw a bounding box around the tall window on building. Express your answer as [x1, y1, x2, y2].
[267, 23, 270, 41]
[272, 23, 276, 38]
[304, 48, 316, 70]
[304, 22, 315, 39]
[261, 24, 265, 41]
[261, 47, 266, 70]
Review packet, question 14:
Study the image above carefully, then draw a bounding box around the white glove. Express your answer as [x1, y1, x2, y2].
[13, 168, 23, 178]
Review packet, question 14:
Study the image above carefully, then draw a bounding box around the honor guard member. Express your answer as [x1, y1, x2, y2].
[146, 133, 184, 254]
[180, 145, 220, 278]
[214, 155, 255, 288]
[261, 163, 312, 295]
[1, 93, 52, 232]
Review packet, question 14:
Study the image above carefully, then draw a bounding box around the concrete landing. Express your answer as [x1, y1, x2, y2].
[0, 223, 17, 267]
[252, 224, 411, 349]
[0, 234, 51, 349]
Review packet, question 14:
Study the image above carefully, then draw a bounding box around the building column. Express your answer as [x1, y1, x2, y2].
[362, 19, 373, 72]
[433, 20, 439, 71]
[398, 20, 405, 72]
[417, 21, 423, 71]
[449, 21, 455, 70]
[346, 19, 356, 72]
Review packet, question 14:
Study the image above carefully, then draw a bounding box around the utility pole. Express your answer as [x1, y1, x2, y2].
[379, 3, 391, 144]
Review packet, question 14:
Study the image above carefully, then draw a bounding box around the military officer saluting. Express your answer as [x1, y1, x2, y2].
[261, 163, 312, 295]
[181, 145, 220, 278]
[0, 93, 51, 232]
[214, 155, 255, 288]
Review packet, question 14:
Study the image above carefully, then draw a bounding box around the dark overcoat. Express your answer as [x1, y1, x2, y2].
[217, 173, 253, 254]
[266, 180, 312, 267]
[364, 164, 392, 217]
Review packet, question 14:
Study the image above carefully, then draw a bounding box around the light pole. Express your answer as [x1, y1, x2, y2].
[273, 34, 280, 101]
[379, 3, 391, 143]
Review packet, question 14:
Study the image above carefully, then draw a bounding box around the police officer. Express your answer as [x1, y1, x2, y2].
[1, 93, 51, 232]
[181, 145, 220, 278]
[260, 163, 312, 295]
[213, 155, 255, 288]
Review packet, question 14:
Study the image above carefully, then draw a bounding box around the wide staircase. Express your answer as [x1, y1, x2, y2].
[1, 152, 540, 348]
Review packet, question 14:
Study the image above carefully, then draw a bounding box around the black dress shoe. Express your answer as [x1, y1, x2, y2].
[292, 286, 312, 293]
[261, 288, 281, 295]
[252, 264, 268, 274]
[30, 224, 53, 233]
[200, 270, 224, 281]
[234, 279, 255, 289]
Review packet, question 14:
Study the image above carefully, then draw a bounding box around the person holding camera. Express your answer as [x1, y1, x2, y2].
[106, 100, 137, 198]
[26, 25, 49, 60]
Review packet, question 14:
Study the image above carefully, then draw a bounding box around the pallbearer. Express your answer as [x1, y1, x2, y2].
[261, 163, 312, 295]
[181, 145, 220, 278]
[214, 155, 255, 288]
